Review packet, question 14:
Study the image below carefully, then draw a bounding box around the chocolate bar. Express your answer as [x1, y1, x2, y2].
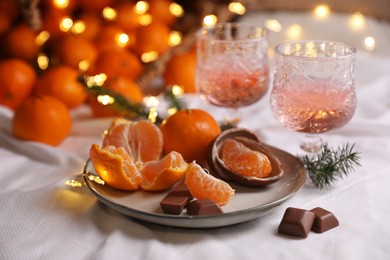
[278, 207, 315, 238]
[186, 198, 223, 216]
[310, 207, 339, 233]
[160, 178, 192, 215]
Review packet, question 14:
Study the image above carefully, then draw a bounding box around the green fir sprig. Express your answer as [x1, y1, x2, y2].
[299, 143, 361, 189]
[79, 76, 186, 125]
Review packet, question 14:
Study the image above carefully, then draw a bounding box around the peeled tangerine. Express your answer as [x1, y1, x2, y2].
[140, 151, 188, 191]
[185, 162, 235, 206]
[220, 138, 272, 178]
[89, 144, 142, 191]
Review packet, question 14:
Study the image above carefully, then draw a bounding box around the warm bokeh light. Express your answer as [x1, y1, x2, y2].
[37, 53, 49, 70]
[59, 17, 73, 32]
[286, 24, 302, 39]
[139, 14, 152, 26]
[35, 31, 50, 46]
[102, 7, 117, 21]
[313, 4, 330, 18]
[364, 36, 376, 51]
[168, 31, 182, 47]
[171, 85, 184, 97]
[170, 3, 184, 17]
[265, 19, 282, 32]
[78, 60, 90, 72]
[349, 12, 366, 30]
[141, 51, 158, 63]
[148, 108, 159, 123]
[97, 95, 115, 105]
[135, 1, 149, 14]
[86, 74, 108, 87]
[53, 0, 69, 9]
[71, 20, 86, 34]
[64, 179, 82, 187]
[144, 96, 160, 107]
[203, 15, 217, 26]
[228, 2, 246, 15]
[116, 33, 129, 47]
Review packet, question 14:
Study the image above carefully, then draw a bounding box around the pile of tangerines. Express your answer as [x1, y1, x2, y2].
[0, 0, 197, 146]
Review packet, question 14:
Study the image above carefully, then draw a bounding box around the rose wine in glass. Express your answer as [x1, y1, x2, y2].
[196, 23, 269, 122]
[270, 40, 357, 153]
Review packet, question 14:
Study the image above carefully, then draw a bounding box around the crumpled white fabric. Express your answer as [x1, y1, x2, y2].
[1, 13, 390, 260]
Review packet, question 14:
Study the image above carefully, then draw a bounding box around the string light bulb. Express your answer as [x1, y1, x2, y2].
[364, 36, 376, 51]
[203, 15, 217, 26]
[102, 7, 117, 21]
[169, 2, 184, 17]
[313, 4, 330, 18]
[349, 12, 366, 30]
[168, 31, 182, 47]
[135, 1, 149, 14]
[265, 19, 282, 32]
[228, 2, 246, 15]
[59, 17, 73, 32]
[53, 0, 69, 9]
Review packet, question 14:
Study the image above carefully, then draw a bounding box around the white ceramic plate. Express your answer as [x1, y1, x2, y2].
[83, 144, 306, 228]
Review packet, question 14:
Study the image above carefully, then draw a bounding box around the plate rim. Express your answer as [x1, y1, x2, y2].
[83, 144, 306, 228]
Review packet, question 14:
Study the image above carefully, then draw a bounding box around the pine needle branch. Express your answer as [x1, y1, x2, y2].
[299, 143, 361, 189]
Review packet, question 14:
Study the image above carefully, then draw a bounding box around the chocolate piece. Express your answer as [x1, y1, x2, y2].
[278, 207, 315, 238]
[160, 194, 190, 215]
[160, 178, 192, 215]
[186, 198, 223, 216]
[310, 207, 339, 233]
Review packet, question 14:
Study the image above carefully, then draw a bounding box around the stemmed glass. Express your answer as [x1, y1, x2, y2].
[270, 40, 357, 153]
[195, 23, 269, 123]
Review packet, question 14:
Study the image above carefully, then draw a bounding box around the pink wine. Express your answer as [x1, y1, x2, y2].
[270, 87, 356, 133]
[196, 54, 269, 108]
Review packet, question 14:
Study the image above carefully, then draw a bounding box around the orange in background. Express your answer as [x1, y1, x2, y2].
[55, 34, 98, 70]
[163, 49, 197, 93]
[185, 161, 235, 206]
[89, 144, 142, 191]
[148, 0, 177, 26]
[88, 76, 144, 118]
[134, 21, 171, 56]
[93, 49, 143, 80]
[4, 23, 40, 61]
[0, 59, 36, 110]
[140, 151, 188, 191]
[12, 96, 71, 146]
[160, 109, 221, 166]
[34, 65, 87, 109]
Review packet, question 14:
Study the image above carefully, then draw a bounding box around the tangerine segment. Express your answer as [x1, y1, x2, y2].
[89, 144, 142, 190]
[185, 162, 234, 206]
[103, 118, 163, 166]
[220, 139, 272, 178]
[140, 151, 188, 191]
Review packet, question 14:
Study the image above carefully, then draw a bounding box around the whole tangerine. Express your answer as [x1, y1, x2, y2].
[93, 49, 143, 80]
[160, 109, 221, 166]
[134, 21, 170, 56]
[0, 58, 37, 110]
[34, 65, 87, 109]
[12, 96, 72, 146]
[163, 49, 197, 93]
[4, 23, 40, 61]
[55, 34, 97, 70]
[88, 77, 144, 117]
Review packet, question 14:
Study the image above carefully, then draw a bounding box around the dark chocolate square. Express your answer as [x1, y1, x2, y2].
[186, 198, 223, 216]
[278, 207, 315, 238]
[310, 207, 339, 233]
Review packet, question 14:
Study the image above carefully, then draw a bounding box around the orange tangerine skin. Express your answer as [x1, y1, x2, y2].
[89, 144, 142, 190]
[160, 109, 221, 166]
[140, 151, 188, 191]
[220, 139, 272, 178]
[185, 162, 234, 206]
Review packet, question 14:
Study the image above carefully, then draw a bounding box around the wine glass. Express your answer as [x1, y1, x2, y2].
[270, 40, 357, 153]
[195, 22, 269, 124]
